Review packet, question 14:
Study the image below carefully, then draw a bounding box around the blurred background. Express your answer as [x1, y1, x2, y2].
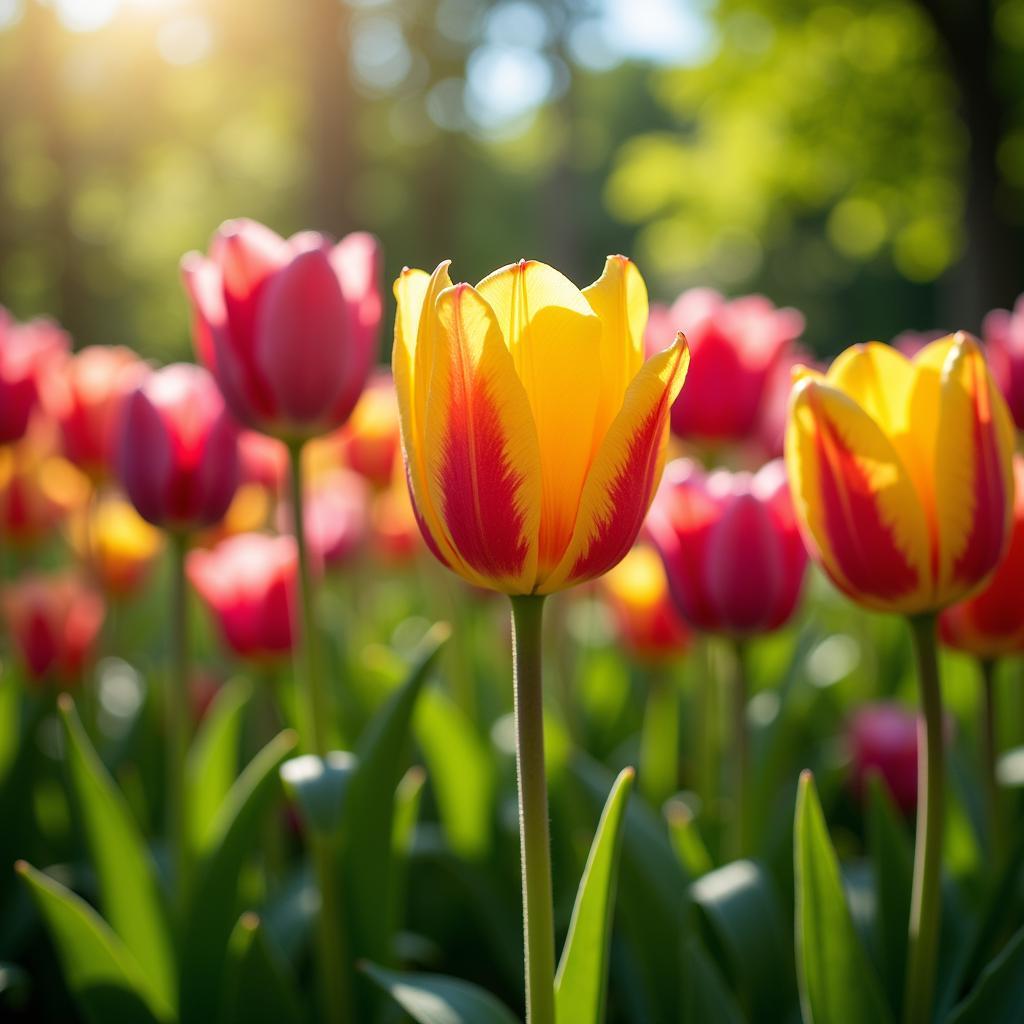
[1, 0, 1023, 360]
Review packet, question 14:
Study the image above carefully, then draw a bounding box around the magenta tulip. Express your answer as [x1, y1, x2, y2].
[984, 293, 1024, 429]
[181, 219, 382, 441]
[646, 458, 808, 634]
[847, 702, 920, 815]
[118, 364, 240, 531]
[0, 314, 70, 444]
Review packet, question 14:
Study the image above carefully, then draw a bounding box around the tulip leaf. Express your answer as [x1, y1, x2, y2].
[279, 750, 357, 837]
[794, 771, 893, 1024]
[179, 728, 297, 1024]
[58, 696, 175, 1014]
[16, 861, 172, 1024]
[221, 912, 304, 1024]
[555, 766, 634, 1024]
[945, 923, 1024, 1024]
[361, 963, 520, 1024]
[681, 936, 744, 1024]
[186, 676, 252, 853]
[665, 799, 713, 878]
[690, 858, 792, 1022]
[389, 765, 426, 941]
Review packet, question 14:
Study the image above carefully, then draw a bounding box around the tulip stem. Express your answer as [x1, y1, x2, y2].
[639, 665, 679, 808]
[731, 639, 750, 859]
[903, 613, 944, 1024]
[980, 658, 1001, 861]
[510, 594, 556, 1024]
[287, 442, 330, 756]
[167, 532, 191, 919]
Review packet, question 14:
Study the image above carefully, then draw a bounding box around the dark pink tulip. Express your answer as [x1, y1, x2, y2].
[181, 219, 382, 441]
[645, 289, 803, 443]
[188, 532, 296, 660]
[847, 702, 920, 815]
[646, 458, 808, 635]
[984, 294, 1024, 429]
[0, 314, 70, 445]
[118, 364, 240, 531]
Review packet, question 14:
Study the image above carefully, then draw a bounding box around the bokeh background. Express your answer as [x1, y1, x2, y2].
[2, 0, 1023, 358]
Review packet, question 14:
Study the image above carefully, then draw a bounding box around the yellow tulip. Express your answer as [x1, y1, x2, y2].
[393, 256, 689, 595]
[785, 332, 1015, 615]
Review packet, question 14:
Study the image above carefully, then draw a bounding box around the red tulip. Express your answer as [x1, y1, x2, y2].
[984, 294, 1024, 429]
[187, 532, 296, 660]
[43, 345, 147, 480]
[0, 315, 70, 444]
[182, 219, 382, 441]
[279, 468, 369, 570]
[118, 363, 240, 532]
[645, 289, 803, 443]
[847, 702, 920, 814]
[2, 571, 105, 685]
[238, 429, 288, 492]
[940, 455, 1024, 658]
[646, 458, 807, 634]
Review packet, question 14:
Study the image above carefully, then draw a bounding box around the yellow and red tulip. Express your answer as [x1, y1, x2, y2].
[393, 256, 689, 595]
[785, 333, 1015, 615]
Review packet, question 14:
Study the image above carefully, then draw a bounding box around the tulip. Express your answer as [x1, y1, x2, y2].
[333, 369, 401, 488]
[2, 572, 105, 685]
[647, 458, 808, 635]
[646, 288, 803, 444]
[43, 345, 147, 481]
[0, 315, 70, 445]
[370, 479, 422, 565]
[395, 254, 688, 1024]
[847, 702, 919, 815]
[278, 468, 368, 571]
[785, 332, 1015, 1024]
[188, 533, 296, 661]
[181, 219, 382, 442]
[118, 363, 240, 533]
[983, 293, 1024, 430]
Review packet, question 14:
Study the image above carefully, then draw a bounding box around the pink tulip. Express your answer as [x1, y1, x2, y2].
[646, 458, 807, 634]
[646, 289, 803, 443]
[0, 314, 70, 445]
[181, 219, 382, 441]
[847, 702, 920, 814]
[984, 294, 1024, 429]
[188, 532, 296, 660]
[118, 364, 240, 531]
[279, 468, 369, 570]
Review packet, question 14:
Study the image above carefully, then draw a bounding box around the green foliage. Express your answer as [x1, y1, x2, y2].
[221, 912, 304, 1024]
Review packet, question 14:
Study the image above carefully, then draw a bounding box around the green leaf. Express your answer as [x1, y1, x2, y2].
[279, 750, 357, 837]
[186, 677, 251, 853]
[664, 799, 713, 878]
[555, 766, 634, 1024]
[794, 771, 893, 1024]
[361, 963, 520, 1024]
[221, 912, 304, 1024]
[946, 924, 1024, 1024]
[681, 936, 743, 1024]
[415, 686, 495, 860]
[179, 728, 298, 1024]
[690, 858, 792, 1022]
[58, 696, 175, 1014]
[16, 862, 172, 1024]
[389, 764, 426, 942]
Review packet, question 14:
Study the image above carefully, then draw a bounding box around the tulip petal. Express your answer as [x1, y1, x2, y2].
[786, 376, 932, 612]
[422, 283, 542, 592]
[928, 333, 1015, 599]
[538, 333, 689, 593]
[477, 260, 603, 572]
[581, 255, 648, 447]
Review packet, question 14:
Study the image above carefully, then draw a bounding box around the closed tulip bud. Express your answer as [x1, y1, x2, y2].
[2, 571, 105, 685]
[43, 345, 147, 480]
[336, 369, 401, 488]
[182, 219, 382, 441]
[0, 315, 70, 444]
[646, 289, 803, 443]
[393, 256, 689, 594]
[118, 364, 240, 532]
[786, 333, 1015, 615]
[647, 458, 808, 634]
[601, 543, 691, 661]
[848, 702, 920, 815]
[187, 532, 297, 660]
[940, 455, 1024, 658]
[983, 294, 1024, 430]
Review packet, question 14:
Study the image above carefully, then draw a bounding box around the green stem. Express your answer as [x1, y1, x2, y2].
[980, 658, 1001, 861]
[639, 665, 679, 808]
[286, 442, 350, 1024]
[731, 639, 750, 859]
[903, 613, 945, 1024]
[510, 594, 556, 1024]
[167, 533, 190, 919]
[287, 442, 330, 756]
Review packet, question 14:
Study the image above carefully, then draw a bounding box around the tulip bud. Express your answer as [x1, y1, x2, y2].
[336, 369, 401, 488]
[847, 702, 921, 814]
[118, 363, 240, 532]
[0, 315, 70, 444]
[984, 294, 1024, 430]
[182, 219, 382, 442]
